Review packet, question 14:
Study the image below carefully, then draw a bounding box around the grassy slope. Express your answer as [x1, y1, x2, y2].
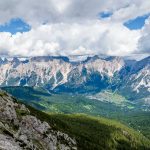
[120, 112, 150, 139]
[2, 86, 150, 141]
[28, 105, 150, 150]
[1, 87, 133, 116]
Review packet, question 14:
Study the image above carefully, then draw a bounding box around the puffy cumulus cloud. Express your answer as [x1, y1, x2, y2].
[61, 0, 130, 21]
[0, 0, 58, 26]
[0, 20, 140, 56]
[138, 17, 150, 54]
[111, 0, 150, 23]
[0, 0, 150, 56]
[0, 0, 150, 26]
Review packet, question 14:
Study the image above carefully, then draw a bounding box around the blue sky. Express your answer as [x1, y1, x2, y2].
[124, 14, 150, 30]
[99, 12, 150, 30]
[0, 18, 31, 34]
[0, 14, 149, 35]
[99, 12, 113, 18]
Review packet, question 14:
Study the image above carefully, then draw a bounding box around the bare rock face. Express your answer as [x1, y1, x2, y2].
[0, 56, 124, 88]
[0, 134, 22, 150]
[0, 56, 149, 100]
[0, 90, 77, 150]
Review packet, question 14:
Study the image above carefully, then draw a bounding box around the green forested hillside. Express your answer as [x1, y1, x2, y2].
[1, 86, 133, 116]
[120, 112, 150, 139]
[28, 106, 150, 150]
[2, 86, 150, 143]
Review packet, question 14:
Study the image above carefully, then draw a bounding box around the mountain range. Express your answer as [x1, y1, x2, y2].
[0, 55, 149, 104]
[0, 55, 150, 149]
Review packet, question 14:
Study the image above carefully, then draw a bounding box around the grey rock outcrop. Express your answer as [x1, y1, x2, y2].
[0, 90, 77, 150]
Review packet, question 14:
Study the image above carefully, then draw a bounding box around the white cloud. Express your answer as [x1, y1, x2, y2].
[138, 17, 150, 54]
[0, 20, 141, 56]
[0, 0, 150, 25]
[111, 0, 150, 23]
[0, 0, 149, 56]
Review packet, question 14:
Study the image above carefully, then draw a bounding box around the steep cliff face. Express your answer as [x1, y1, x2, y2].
[0, 90, 77, 150]
[119, 57, 150, 101]
[0, 55, 149, 100]
[0, 56, 124, 88]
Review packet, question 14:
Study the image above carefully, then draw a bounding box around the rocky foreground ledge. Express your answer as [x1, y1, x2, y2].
[0, 90, 77, 150]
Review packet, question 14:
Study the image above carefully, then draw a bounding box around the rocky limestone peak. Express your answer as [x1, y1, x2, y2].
[83, 55, 100, 63]
[11, 57, 21, 68]
[0, 55, 149, 97]
[0, 90, 77, 150]
[11, 57, 20, 62]
[0, 57, 8, 65]
[131, 56, 150, 73]
[0, 57, 3, 63]
[30, 56, 69, 63]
